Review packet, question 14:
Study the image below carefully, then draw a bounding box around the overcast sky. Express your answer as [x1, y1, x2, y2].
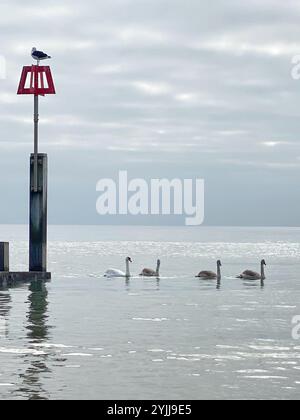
[0, 0, 300, 226]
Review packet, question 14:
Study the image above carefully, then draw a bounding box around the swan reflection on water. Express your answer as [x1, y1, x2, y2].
[243, 279, 265, 290]
[125, 276, 160, 291]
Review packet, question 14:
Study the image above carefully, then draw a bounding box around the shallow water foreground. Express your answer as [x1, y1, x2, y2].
[0, 225, 300, 400]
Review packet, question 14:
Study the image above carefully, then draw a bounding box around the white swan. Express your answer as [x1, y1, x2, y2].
[196, 260, 222, 279]
[140, 259, 161, 277]
[237, 259, 266, 280]
[104, 257, 133, 278]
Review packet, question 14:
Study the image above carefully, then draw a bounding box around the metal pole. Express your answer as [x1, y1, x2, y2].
[29, 153, 48, 272]
[0, 242, 9, 272]
[33, 94, 39, 192]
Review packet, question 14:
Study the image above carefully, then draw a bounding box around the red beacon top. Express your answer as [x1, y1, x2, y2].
[17, 65, 56, 96]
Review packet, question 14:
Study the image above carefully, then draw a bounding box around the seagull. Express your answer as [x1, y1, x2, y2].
[31, 47, 52, 64]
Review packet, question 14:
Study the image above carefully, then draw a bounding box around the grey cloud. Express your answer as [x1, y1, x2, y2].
[0, 0, 300, 225]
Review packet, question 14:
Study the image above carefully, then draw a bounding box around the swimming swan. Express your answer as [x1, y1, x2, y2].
[196, 260, 222, 279]
[140, 259, 161, 277]
[104, 257, 133, 278]
[237, 259, 266, 280]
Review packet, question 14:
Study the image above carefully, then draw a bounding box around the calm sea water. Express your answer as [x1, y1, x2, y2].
[0, 225, 300, 400]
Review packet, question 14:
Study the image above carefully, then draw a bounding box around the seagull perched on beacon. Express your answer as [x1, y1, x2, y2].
[31, 47, 52, 64]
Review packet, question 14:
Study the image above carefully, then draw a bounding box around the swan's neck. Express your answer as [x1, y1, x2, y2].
[261, 263, 265, 280]
[126, 260, 130, 277]
[217, 264, 221, 278]
[156, 261, 160, 277]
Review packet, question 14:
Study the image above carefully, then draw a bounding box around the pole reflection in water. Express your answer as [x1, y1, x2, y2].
[17, 281, 52, 400]
[0, 292, 11, 338]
